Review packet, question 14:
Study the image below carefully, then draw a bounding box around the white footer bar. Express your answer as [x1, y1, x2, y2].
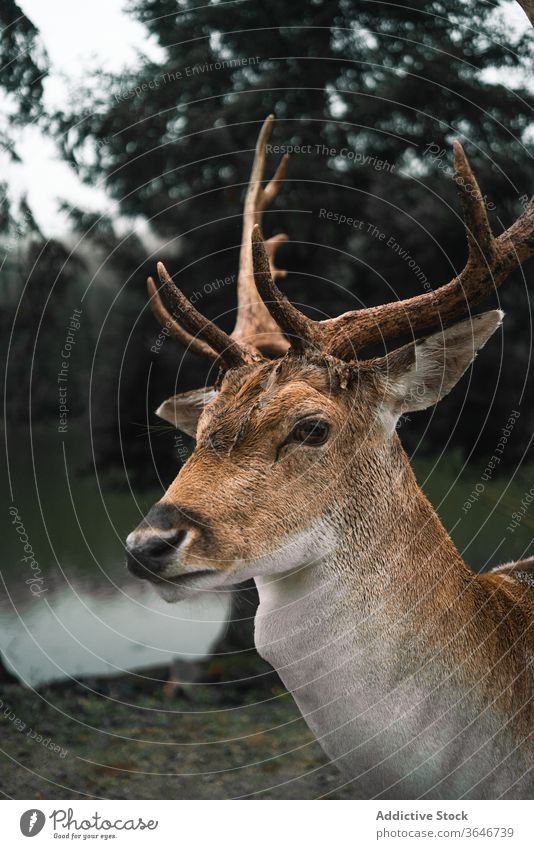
[2, 799, 533, 848]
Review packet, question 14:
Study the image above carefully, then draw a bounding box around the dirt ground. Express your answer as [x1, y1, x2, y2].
[0, 656, 359, 800]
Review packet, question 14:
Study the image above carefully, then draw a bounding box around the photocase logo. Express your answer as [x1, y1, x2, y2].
[20, 809, 46, 837]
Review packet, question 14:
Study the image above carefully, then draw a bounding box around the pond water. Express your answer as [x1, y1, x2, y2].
[1, 427, 229, 687]
[1, 426, 533, 687]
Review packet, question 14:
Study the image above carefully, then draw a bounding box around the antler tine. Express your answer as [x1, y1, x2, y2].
[147, 276, 218, 361]
[252, 144, 534, 361]
[233, 115, 291, 354]
[452, 141, 494, 261]
[157, 262, 258, 370]
[147, 116, 290, 367]
[265, 232, 290, 280]
[251, 225, 320, 352]
[317, 143, 534, 359]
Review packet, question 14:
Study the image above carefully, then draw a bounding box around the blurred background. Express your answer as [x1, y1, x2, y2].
[1, 0, 533, 799]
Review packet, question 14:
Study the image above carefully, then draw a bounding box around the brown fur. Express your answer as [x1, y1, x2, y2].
[159, 354, 533, 725]
[128, 318, 533, 796]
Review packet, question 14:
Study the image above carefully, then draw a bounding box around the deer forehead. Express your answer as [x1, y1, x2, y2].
[196, 361, 358, 452]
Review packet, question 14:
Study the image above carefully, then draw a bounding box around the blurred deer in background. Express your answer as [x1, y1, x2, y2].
[126, 116, 534, 798]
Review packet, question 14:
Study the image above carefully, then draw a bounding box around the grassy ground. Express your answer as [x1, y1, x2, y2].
[0, 656, 358, 800]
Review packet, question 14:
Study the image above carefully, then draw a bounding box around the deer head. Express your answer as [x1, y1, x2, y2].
[126, 116, 534, 602]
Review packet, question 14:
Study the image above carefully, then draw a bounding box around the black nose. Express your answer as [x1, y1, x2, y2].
[125, 503, 209, 580]
[126, 526, 187, 579]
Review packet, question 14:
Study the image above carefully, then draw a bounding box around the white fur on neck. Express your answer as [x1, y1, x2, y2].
[253, 533, 526, 800]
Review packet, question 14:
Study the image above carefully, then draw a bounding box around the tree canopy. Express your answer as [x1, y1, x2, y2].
[19, 1, 534, 473]
[0, 0, 47, 238]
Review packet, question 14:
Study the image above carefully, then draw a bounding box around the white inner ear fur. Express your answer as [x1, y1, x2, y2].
[379, 310, 503, 431]
[155, 387, 217, 437]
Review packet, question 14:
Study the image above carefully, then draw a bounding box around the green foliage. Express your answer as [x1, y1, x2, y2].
[0, 1, 47, 245]
[47, 1, 534, 471]
[0, 238, 89, 423]
[0, 0, 47, 153]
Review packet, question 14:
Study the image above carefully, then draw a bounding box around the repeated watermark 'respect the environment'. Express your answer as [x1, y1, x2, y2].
[114, 57, 261, 102]
[318, 208, 431, 292]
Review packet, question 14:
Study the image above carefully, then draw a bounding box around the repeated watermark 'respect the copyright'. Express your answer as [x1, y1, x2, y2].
[57, 308, 82, 434]
[266, 141, 395, 172]
[507, 482, 534, 534]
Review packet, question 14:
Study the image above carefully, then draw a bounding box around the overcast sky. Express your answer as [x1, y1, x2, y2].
[19, 0, 152, 76]
[9, 0, 162, 237]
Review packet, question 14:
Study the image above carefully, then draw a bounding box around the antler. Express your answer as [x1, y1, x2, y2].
[155, 261, 262, 370]
[253, 142, 534, 359]
[147, 115, 290, 364]
[516, 1, 534, 26]
[232, 114, 289, 353]
[147, 274, 218, 361]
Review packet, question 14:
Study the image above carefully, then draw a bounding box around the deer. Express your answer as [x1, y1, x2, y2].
[126, 116, 534, 799]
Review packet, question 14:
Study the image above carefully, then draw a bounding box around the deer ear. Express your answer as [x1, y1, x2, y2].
[155, 387, 217, 437]
[378, 310, 503, 420]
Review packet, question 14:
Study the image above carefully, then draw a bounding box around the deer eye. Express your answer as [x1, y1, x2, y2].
[290, 418, 330, 446]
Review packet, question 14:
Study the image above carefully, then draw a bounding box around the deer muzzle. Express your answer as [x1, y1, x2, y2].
[125, 502, 219, 593]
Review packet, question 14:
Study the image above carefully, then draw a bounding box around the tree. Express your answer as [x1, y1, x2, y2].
[0, 1, 47, 233]
[51, 0, 534, 470]
[0, 3, 59, 432]
[0, 0, 46, 159]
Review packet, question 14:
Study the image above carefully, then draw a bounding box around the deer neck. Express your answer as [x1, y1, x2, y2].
[256, 435, 471, 637]
[253, 439, 486, 795]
